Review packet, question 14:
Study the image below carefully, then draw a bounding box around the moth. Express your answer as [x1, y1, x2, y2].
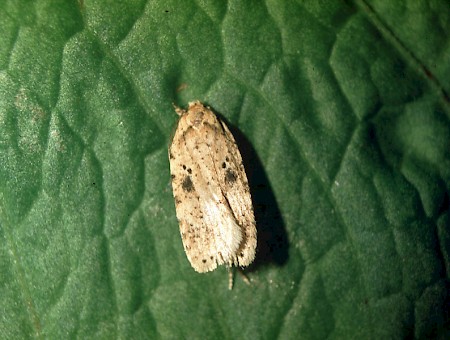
[169, 101, 257, 276]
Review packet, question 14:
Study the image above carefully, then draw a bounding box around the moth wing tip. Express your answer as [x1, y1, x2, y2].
[192, 260, 218, 273]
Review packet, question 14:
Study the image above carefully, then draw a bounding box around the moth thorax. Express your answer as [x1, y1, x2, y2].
[186, 110, 205, 128]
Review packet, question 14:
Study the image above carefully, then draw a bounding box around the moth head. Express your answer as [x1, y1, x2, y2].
[185, 101, 207, 128]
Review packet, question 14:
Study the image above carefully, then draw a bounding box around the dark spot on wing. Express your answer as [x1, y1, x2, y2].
[182, 176, 195, 192]
[225, 169, 237, 185]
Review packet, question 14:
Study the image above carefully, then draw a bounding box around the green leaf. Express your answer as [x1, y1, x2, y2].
[1, 1, 449, 338]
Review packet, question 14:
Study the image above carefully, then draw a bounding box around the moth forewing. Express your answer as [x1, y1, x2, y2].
[169, 101, 257, 274]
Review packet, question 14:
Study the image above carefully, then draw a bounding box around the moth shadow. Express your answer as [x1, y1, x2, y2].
[224, 119, 289, 271]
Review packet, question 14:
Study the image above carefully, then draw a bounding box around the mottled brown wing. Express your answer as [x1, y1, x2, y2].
[169, 111, 244, 272]
[211, 117, 257, 267]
